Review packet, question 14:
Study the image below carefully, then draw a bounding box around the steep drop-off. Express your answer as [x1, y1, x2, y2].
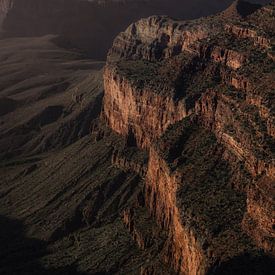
[103, 1, 275, 273]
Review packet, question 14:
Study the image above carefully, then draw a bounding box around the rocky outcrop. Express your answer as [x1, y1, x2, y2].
[103, 65, 188, 149]
[122, 207, 154, 250]
[145, 147, 205, 274]
[210, 46, 246, 69]
[103, 1, 275, 274]
[225, 24, 271, 49]
[108, 15, 212, 62]
[227, 72, 252, 92]
[144, 122, 273, 274]
[195, 88, 274, 179]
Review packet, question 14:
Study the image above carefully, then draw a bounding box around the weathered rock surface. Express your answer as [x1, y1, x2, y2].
[103, 65, 188, 148]
[103, 1, 275, 273]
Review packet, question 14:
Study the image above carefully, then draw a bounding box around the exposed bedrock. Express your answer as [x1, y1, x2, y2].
[145, 147, 204, 274]
[112, 148, 148, 178]
[195, 89, 274, 179]
[103, 1, 275, 273]
[108, 15, 210, 62]
[210, 47, 246, 70]
[103, 66, 188, 149]
[144, 122, 274, 274]
[225, 23, 272, 49]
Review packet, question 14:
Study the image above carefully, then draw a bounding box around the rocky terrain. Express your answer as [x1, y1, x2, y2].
[0, 0, 274, 274]
[103, 0, 275, 273]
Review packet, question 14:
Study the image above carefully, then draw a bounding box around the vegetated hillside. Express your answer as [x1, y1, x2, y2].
[0, 0, 239, 58]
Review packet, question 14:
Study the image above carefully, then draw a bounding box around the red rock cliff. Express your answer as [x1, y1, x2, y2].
[103, 65, 188, 149]
[103, 1, 275, 273]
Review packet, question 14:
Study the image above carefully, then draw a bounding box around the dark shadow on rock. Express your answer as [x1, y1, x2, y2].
[0, 215, 88, 275]
[208, 252, 275, 275]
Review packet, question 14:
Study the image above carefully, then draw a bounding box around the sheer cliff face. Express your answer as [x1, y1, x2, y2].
[103, 1, 275, 273]
[103, 65, 187, 148]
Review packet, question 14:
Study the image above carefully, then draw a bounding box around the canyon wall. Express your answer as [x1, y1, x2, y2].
[103, 0, 275, 273]
[103, 65, 188, 149]
[145, 147, 206, 274]
[108, 15, 212, 62]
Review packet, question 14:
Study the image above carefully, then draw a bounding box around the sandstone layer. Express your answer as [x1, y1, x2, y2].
[103, 1, 275, 274]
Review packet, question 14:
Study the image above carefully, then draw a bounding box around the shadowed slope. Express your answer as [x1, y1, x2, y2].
[0, 35, 104, 161]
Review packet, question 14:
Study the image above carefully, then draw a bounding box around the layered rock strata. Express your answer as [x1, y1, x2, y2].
[103, 1, 275, 274]
[103, 65, 188, 149]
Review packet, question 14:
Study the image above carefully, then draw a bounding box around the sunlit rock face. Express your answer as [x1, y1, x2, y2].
[103, 0, 275, 273]
[103, 65, 188, 149]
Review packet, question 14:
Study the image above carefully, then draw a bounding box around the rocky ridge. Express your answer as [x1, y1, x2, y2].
[103, 1, 275, 273]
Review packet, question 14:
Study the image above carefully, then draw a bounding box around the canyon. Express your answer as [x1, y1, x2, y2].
[0, 0, 274, 274]
[103, 0, 275, 273]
